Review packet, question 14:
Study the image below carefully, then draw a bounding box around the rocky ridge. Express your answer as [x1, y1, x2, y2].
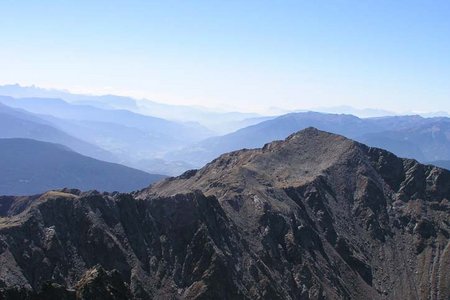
[1, 128, 450, 299]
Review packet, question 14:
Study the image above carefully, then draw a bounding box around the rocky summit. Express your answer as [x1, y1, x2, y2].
[1, 128, 450, 299]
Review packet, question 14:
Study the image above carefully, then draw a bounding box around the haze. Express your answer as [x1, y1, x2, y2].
[1, 0, 449, 114]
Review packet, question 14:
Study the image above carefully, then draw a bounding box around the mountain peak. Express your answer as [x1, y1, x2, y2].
[2, 128, 450, 298]
[145, 128, 361, 198]
[266, 126, 355, 149]
[138, 128, 450, 298]
[145, 126, 450, 212]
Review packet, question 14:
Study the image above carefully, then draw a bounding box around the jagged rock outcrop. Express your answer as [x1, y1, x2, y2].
[1, 128, 450, 299]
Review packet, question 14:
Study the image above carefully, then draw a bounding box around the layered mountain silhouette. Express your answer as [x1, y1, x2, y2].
[3, 87, 450, 177]
[0, 102, 115, 162]
[0, 84, 264, 134]
[0, 95, 212, 146]
[0, 138, 165, 195]
[166, 112, 450, 168]
[0, 95, 214, 175]
[1, 128, 449, 299]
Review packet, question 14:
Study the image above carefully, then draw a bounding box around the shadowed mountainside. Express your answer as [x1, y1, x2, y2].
[0, 138, 165, 195]
[1, 128, 450, 299]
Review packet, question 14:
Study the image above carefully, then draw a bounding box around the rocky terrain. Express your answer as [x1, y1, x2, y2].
[1, 128, 450, 299]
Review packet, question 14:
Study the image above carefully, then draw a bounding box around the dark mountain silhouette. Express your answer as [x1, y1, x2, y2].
[0, 138, 165, 195]
[1, 128, 450, 299]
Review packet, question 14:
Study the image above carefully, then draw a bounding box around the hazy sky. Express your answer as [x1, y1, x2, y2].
[1, 0, 449, 113]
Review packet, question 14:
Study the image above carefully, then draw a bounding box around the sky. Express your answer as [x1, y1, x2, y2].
[0, 0, 449, 114]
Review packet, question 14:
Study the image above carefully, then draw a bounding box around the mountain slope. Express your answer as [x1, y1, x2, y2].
[0, 95, 215, 174]
[0, 96, 213, 143]
[359, 119, 450, 162]
[0, 101, 116, 162]
[0, 138, 165, 195]
[166, 112, 450, 167]
[1, 128, 450, 299]
[0, 84, 266, 133]
[148, 128, 450, 298]
[165, 112, 379, 166]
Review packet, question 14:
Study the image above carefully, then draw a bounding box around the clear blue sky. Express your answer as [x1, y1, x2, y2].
[1, 0, 449, 113]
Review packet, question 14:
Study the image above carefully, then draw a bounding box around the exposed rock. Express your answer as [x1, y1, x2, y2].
[1, 128, 450, 299]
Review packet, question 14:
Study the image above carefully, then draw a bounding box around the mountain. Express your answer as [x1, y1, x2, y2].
[0, 95, 215, 174]
[358, 118, 450, 162]
[0, 84, 267, 133]
[0, 84, 139, 110]
[165, 112, 385, 166]
[0, 96, 212, 143]
[1, 128, 450, 299]
[0, 138, 165, 195]
[166, 112, 450, 168]
[0, 101, 116, 162]
[313, 105, 396, 118]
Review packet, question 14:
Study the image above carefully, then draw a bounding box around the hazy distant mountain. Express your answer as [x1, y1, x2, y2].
[166, 112, 450, 168]
[0, 138, 165, 195]
[0, 96, 214, 169]
[165, 112, 386, 166]
[0, 84, 267, 133]
[314, 105, 396, 117]
[0, 101, 116, 162]
[359, 118, 450, 162]
[0, 95, 212, 141]
[357, 133, 426, 161]
[129, 158, 197, 176]
[136, 101, 266, 133]
[0, 84, 138, 110]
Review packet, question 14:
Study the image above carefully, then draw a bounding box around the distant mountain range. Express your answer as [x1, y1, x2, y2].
[0, 84, 268, 134]
[2, 84, 450, 177]
[166, 112, 450, 168]
[312, 105, 397, 117]
[0, 95, 214, 175]
[0, 138, 165, 195]
[0, 102, 116, 162]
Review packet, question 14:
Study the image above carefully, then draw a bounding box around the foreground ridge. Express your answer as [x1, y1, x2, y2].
[1, 128, 450, 299]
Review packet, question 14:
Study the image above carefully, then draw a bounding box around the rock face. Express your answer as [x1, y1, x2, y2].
[1, 128, 450, 299]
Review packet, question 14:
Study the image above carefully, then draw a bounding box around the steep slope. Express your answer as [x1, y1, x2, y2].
[0, 102, 115, 162]
[1, 128, 450, 299]
[149, 128, 450, 299]
[0, 138, 165, 195]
